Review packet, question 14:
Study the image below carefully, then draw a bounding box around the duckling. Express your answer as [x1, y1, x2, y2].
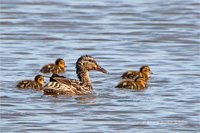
[116, 76, 148, 90]
[40, 58, 67, 74]
[43, 55, 108, 95]
[121, 66, 153, 82]
[16, 75, 45, 89]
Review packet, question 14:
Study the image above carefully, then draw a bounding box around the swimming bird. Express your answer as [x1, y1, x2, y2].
[121, 66, 153, 82]
[16, 75, 45, 89]
[116, 76, 148, 90]
[43, 55, 108, 95]
[40, 58, 67, 74]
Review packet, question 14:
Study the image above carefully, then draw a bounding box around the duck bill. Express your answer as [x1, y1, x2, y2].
[64, 65, 67, 68]
[150, 71, 153, 74]
[96, 65, 109, 74]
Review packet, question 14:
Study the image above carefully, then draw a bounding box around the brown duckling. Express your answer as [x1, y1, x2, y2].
[43, 55, 109, 95]
[121, 66, 153, 82]
[40, 58, 67, 74]
[16, 75, 45, 89]
[116, 76, 148, 90]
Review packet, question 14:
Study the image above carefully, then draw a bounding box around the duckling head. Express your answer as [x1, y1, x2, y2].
[35, 75, 46, 84]
[76, 55, 108, 74]
[55, 58, 67, 68]
[140, 66, 153, 75]
[135, 76, 147, 87]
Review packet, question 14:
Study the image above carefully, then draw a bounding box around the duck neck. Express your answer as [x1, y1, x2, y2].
[140, 73, 149, 78]
[145, 73, 150, 78]
[77, 67, 93, 90]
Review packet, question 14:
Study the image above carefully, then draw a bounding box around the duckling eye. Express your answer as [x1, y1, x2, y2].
[88, 59, 93, 62]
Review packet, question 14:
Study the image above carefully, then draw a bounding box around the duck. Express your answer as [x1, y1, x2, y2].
[121, 66, 153, 82]
[42, 55, 108, 95]
[16, 75, 46, 89]
[40, 58, 67, 74]
[116, 76, 148, 90]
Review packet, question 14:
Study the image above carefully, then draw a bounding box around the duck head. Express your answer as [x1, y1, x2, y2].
[76, 55, 108, 74]
[55, 58, 67, 68]
[140, 66, 153, 75]
[35, 75, 46, 84]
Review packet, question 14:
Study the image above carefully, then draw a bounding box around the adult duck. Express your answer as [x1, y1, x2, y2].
[43, 55, 108, 95]
[121, 66, 153, 82]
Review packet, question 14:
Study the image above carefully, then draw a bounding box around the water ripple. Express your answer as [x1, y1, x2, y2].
[1, 0, 200, 132]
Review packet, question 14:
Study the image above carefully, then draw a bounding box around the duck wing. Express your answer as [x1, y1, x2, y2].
[54, 78, 91, 95]
[43, 76, 92, 95]
[43, 76, 76, 95]
[53, 77, 72, 85]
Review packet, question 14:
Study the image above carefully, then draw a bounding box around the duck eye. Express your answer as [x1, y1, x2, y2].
[88, 59, 93, 62]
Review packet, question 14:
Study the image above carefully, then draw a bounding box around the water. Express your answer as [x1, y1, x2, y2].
[1, 0, 200, 132]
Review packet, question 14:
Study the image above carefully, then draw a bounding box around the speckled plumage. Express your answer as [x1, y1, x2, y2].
[16, 75, 45, 90]
[40, 58, 67, 74]
[43, 55, 108, 95]
[121, 66, 152, 82]
[116, 77, 148, 90]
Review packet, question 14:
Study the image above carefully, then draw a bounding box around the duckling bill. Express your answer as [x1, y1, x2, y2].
[40, 58, 67, 74]
[16, 75, 45, 90]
